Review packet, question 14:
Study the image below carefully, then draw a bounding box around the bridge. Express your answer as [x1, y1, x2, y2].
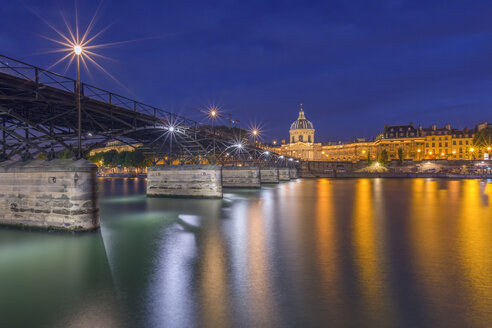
[0, 54, 299, 166]
[0, 54, 300, 232]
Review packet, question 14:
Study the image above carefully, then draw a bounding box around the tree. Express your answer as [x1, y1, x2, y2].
[378, 149, 389, 164]
[59, 149, 74, 159]
[397, 148, 404, 166]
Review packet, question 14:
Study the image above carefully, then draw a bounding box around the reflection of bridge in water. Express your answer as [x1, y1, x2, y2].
[0, 54, 300, 232]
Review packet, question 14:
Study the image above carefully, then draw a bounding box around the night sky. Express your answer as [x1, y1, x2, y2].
[2, 0, 492, 142]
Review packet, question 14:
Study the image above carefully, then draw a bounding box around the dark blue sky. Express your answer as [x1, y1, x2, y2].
[2, 0, 492, 142]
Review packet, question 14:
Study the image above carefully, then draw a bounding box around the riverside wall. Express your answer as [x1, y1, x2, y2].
[0, 159, 99, 231]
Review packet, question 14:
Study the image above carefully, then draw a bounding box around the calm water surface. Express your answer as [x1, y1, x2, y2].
[1, 178, 492, 327]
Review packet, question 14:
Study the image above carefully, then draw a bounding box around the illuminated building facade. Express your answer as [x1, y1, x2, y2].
[266, 113, 491, 162]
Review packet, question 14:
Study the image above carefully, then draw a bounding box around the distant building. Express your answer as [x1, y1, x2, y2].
[264, 109, 490, 162]
[88, 141, 143, 156]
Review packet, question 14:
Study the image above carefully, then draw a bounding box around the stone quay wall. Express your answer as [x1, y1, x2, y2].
[147, 164, 222, 198]
[222, 167, 261, 188]
[260, 167, 279, 184]
[0, 159, 99, 231]
[278, 168, 291, 181]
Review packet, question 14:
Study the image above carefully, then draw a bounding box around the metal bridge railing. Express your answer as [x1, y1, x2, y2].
[0, 54, 201, 128]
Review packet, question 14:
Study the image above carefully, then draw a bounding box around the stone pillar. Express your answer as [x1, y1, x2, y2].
[260, 167, 279, 184]
[278, 167, 290, 181]
[222, 166, 261, 188]
[289, 168, 298, 179]
[147, 164, 222, 198]
[0, 159, 99, 232]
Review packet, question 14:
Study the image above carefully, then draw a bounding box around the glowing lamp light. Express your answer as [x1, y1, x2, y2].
[252, 129, 258, 136]
[289, 158, 293, 161]
[429, 151, 432, 155]
[235, 143, 243, 148]
[264, 151, 270, 155]
[417, 149, 421, 152]
[470, 148, 475, 152]
[73, 44, 82, 55]
[279, 155, 284, 159]
[362, 150, 366, 154]
[168, 126, 175, 132]
[441, 152, 445, 156]
[375, 162, 380, 167]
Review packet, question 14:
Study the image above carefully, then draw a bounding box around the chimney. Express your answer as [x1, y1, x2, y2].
[445, 124, 451, 130]
[409, 122, 414, 127]
[432, 124, 437, 131]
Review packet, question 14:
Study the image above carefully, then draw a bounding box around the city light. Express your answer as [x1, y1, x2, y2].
[73, 44, 82, 55]
[264, 151, 270, 155]
[362, 150, 366, 154]
[470, 148, 475, 152]
[168, 126, 175, 132]
[417, 149, 421, 152]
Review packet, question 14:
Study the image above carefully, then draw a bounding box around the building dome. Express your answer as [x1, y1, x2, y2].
[289, 105, 315, 144]
[290, 108, 314, 130]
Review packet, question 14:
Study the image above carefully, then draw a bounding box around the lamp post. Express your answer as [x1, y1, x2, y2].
[74, 44, 83, 159]
[209, 108, 217, 163]
[168, 125, 175, 164]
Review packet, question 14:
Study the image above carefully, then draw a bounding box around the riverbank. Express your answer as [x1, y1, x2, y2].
[302, 172, 492, 179]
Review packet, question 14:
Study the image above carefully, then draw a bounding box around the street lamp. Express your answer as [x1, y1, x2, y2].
[168, 125, 175, 164]
[209, 107, 218, 163]
[74, 44, 83, 159]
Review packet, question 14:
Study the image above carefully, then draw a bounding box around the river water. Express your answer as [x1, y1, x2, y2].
[1, 178, 492, 328]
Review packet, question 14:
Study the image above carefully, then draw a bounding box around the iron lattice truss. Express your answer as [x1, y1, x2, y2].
[0, 54, 297, 167]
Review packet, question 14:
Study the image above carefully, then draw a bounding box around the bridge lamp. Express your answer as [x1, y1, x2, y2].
[264, 151, 270, 155]
[296, 160, 299, 163]
[73, 44, 83, 55]
[279, 155, 284, 159]
[289, 158, 293, 161]
[168, 126, 175, 132]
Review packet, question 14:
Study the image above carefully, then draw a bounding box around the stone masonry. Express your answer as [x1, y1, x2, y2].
[0, 159, 99, 231]
[260, 167, 279, 184]
[147, 164, 222, 198]
[222, 166, 261, 188]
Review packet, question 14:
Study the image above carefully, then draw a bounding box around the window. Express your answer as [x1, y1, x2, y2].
[465, 140, 469, 145]
[432, 137, 435, 140]
[426, 143, 429, 147]
[445, 142, 448, 147]
[432, 143, 435, 147]
[299, 135, 303, 142]
[292, 136, 295, 143]
[439, 143, 442, 147]
[453, 141, 456, 145]
[308, 135, 312, 142]
[459, 141, 462, 145]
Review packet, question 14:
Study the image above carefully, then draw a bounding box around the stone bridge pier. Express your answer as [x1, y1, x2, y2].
[147, 164, 223, 198]
[0, 159, 99, 231]
[222, 166, 261, 188]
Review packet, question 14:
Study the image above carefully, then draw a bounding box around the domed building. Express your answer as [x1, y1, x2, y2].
[290, 105, 315, 144]
[264, 104, 322, 161]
